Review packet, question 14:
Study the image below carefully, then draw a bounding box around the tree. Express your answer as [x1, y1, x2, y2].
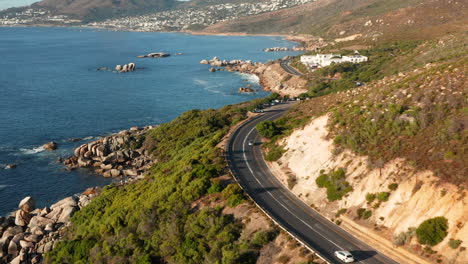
[256, 121, 279, 138]
[416, 217, 448, 246]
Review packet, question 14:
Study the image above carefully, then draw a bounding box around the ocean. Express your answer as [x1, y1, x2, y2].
[0, 27, 300, 216]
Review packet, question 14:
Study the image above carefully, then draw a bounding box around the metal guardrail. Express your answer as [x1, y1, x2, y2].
[223, 114, 331, 264]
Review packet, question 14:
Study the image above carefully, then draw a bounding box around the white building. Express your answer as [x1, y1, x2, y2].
[300, 52, 368, 68]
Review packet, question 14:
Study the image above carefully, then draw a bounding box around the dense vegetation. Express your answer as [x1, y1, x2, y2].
[45, 101, 271, 264]
[416, 217, 449, 246]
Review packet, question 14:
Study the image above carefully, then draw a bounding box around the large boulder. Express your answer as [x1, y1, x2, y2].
[24, 234, 42, 243]
[58, 206, 77, 223]
[14, 210, 31, 227]
[8, 240, 19, 257]
[2, 226, 23, 239]
[43, 142, 58, 151]
[28, 216, 54, 229]
[51, 197, 77, 210]
[19, 197, 35, 212]
[0, 237, 10, 257]
[4, 164, 17, 169]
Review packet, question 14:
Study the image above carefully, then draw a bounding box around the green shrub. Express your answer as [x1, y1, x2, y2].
[388, 183, 399, 191]
[315, 168, 352, 201]
[365, 193, 376, 203]
[448, 239, 462, 249]
[357, 208, 372, 219]
[265, 145, 286, 161]
[251, 231, 277, 248]
[335, 208, 347, 218]
[377, 192, 390, 202]
[256, 120, 280, 138]
[416, 217, 448, 246]
[222, 184, 246, 207]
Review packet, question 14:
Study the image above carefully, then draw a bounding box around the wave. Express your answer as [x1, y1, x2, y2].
[82, 136, 96, 141]
[235, 72, 260, 85]
[0, 185, 11, 190]
[19, 146, 45, 155]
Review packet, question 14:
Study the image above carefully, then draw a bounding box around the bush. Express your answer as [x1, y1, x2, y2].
[393, 228, 415, 246]
[251, 231, 277, 248]
[335, 208, 347, 218]
[365, 193, 376, 203]
[377, 192, 390, 202]
[448, 239, 462, 249]
[416, 217, 448, 246]
[277, 254, 291, 264]
[256, 120, 280, 138]
[388, 183, 399, 191]
[357, 208, 372, 219]
[222, 184, 246, 207]
[315, 168, 352, 201]
[265, 145, 286, 161]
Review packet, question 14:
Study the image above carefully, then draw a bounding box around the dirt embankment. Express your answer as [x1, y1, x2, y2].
[268, 115, 468, 264]
[253, 63, 308, 97]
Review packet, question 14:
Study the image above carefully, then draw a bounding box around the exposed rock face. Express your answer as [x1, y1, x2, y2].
[139, 52, 170, 58]
[200, 57, 307, 97]
[209, 67, 216, 72]
[42, 142, 57, 151]
[63, 126, 154, 179]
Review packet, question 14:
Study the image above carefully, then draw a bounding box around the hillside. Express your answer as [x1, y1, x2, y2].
[255, 31, 467, 263]
[33, 0, 177, 21]
[203, 0, 468, 42]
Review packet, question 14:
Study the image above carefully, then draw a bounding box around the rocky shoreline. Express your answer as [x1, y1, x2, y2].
[1, 125, 156, 263]
[200, 56, 308, 97]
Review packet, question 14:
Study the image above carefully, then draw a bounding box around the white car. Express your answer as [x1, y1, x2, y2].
[248, 140, 254, 146]
[334, 251, 354, 263]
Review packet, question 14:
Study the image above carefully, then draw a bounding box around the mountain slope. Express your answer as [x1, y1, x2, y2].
[33, 0, 177, 21]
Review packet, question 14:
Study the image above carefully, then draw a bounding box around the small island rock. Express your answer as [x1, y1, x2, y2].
[43, 142, 57, 151]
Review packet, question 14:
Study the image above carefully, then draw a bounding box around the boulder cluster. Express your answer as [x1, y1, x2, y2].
[115, 63, 136, 73]
[63, 126, 154, 179]
[200, 57, 261, 74]
[200, 57, 254, 67]
[0, 188, 100, 263]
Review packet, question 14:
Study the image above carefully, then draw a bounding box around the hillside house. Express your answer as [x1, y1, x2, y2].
[300, 52, 368, 69]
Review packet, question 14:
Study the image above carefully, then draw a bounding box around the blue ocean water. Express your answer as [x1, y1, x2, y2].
[0, 27, 300, 215]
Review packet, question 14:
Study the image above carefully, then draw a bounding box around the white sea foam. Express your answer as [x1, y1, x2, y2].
[20, 146, 45, 155]
[82, 136, 95, 140]
[0, 185, 11, 190]
[236, 72, 260, 85]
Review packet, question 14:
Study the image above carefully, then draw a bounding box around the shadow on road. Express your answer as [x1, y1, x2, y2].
[350, 250, 378, 261]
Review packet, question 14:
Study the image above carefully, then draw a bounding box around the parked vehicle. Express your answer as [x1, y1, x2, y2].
[334, 251, 354, 263]
[248, 140, 254, 146]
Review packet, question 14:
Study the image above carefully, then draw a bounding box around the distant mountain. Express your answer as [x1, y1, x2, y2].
[33, 0, 178, 21]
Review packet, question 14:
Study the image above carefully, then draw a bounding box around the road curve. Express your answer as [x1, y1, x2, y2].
[280, 59, 303, 76]
[226, 102, 399, 264]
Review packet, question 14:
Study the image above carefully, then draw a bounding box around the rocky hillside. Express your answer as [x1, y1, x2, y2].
[259, 32, 467, 264]
[33, 0, 177, 20]
[203, 0, 468, 42]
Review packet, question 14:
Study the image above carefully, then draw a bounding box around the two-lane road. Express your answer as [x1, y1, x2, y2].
[280, 59, 303, 76]
[226, 102, 399, 264]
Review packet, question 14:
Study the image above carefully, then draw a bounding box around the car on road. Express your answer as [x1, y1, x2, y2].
[334, 251, 354, 263]
[248, 140, 254, 146]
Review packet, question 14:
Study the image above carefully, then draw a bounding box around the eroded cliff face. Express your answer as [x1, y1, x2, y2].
[254, 63, 308, 97]
[270, 115, 467, 264]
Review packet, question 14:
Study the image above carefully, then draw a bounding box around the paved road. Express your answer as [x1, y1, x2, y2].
[280, 59, 303, 76]
[226, 102, 399, 264]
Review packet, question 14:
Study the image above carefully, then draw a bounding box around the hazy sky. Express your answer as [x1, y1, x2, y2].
[0, 0, 38, 10]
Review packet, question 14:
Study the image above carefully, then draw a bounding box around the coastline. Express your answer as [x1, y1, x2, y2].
[0, 29, 308, 262]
